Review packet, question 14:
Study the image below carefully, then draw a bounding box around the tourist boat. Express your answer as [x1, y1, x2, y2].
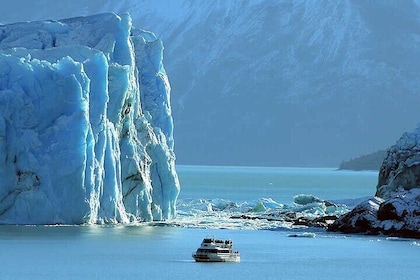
[192, 237, 240, 262]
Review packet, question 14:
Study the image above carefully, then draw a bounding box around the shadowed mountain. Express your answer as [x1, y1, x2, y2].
[1, 0, 420, 167]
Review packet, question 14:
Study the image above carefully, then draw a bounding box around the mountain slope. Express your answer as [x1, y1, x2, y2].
[1, 0, 420, 166]
[134, 0, 420, 166]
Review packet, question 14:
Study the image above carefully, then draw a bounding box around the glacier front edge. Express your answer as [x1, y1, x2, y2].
[0, 13, 180, 224]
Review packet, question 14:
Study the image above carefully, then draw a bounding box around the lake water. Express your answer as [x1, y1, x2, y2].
[1, 166, 419, 280]
[177, 165, 378, 203]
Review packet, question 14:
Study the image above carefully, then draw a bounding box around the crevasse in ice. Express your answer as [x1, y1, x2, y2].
[0, 13, 179, 224]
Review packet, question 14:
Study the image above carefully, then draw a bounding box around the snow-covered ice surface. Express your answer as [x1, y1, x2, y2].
[0, 13, 179, 224]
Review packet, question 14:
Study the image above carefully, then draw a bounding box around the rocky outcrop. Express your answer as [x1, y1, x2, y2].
[329, 127, 420, 238]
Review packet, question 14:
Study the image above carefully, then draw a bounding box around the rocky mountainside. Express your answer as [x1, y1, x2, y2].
[329, 127, 420, 238]
[133, 0, 420, 167]
[1, 0, 420, 166]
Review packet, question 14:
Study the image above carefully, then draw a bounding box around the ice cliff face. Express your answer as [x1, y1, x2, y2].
[0, 13, 180, 224]
[329, 127, 420, 238]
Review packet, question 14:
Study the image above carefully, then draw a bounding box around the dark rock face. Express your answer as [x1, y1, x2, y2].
[328, 198, 382, 235]
[329, 128, 420, 238]
[376, 136, 420, 198]
[377, 199, 406, 221]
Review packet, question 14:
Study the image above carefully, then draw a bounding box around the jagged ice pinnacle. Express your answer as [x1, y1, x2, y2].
[0, 13, 180, 224]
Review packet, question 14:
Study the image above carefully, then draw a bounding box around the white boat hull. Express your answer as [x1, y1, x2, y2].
[193, 237, 240, 263]
[193, 252, 240, 262]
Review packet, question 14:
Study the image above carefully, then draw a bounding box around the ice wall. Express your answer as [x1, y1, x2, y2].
[0, 13, 179, 224]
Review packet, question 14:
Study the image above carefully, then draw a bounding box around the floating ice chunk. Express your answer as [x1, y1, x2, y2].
[287, 232, 316, 238]
[252, 202, 268, 212]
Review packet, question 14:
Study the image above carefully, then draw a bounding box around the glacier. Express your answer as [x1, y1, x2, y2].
[0, 13, 180, 224]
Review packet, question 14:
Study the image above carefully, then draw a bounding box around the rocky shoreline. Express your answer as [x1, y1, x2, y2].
[328, 128, 420, 238]
[231, 213, 339, 229]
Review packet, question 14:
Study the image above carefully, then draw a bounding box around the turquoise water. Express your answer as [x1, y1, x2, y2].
[1, 166, 419, 280]
[177, 165, 378, 203]
[1, 225, 419, 280]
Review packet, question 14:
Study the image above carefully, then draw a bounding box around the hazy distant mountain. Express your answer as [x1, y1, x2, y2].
[2, 0, 420, 167]
[338, 150, 387, 171]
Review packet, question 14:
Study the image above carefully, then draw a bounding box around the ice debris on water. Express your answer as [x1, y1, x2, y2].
[175, 194, 349, 230]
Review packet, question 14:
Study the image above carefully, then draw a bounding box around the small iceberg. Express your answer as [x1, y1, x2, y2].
[287, 232, 317, 238]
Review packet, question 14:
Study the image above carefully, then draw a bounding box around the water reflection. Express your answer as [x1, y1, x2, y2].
[0, 224, 179, 240]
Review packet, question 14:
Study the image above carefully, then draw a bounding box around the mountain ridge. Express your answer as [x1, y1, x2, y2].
[1, 0, 419, 166]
